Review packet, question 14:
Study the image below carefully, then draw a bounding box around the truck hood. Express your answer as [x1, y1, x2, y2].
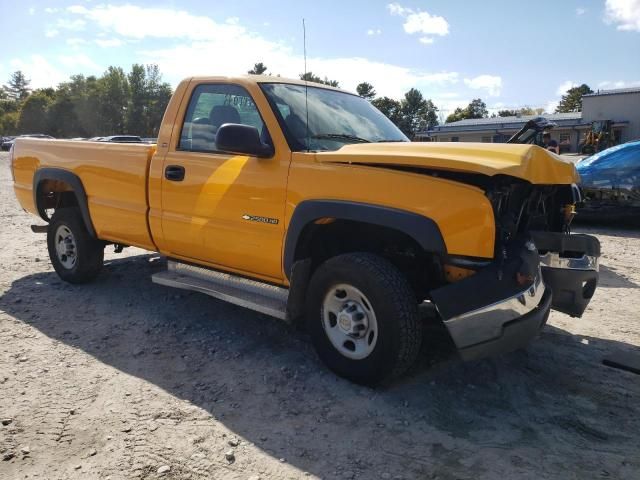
[315, 142, 579, 184]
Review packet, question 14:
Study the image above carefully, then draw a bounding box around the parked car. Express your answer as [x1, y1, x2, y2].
[576, 140, 640, 224]
[98, 135, 143, 143]
[9, 75, 600, 385]
[2, 134, 54, 151]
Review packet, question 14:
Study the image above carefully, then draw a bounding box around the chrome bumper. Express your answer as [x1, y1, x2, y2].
[539, 252, 599, 271]
[443, 270, 546, 351]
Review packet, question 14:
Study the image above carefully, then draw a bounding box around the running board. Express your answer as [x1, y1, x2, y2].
[152, 261, 289, 320]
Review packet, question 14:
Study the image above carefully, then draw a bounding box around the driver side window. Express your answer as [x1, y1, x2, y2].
[179, 84, 267, 153]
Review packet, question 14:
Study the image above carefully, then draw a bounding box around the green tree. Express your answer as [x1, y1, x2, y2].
[390, 89, 439, 137]
[17, 89, 54, 133]
[356, 82, 376, 100]
[466, 98, 488, 119]
[0, 111, 19, 135]
[555, 84, 593, 113]
[5, 71, 31, 102]
[371, 96, 402, 125]
[127, 64, 147, 134]
[498, 107, 543, 117]
[98, 67, 130, 134]
[299, 72, 340, 87]
[70, 75, 102, 137]
[445, 98, 488, 123]
[143, 64, 172, 136]
[248, 62, 268, 75]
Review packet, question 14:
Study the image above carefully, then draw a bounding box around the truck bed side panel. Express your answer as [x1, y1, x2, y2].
[12, 139, 156, 250]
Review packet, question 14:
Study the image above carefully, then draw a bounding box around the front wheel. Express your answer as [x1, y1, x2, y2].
[47, 207, 104, 284]
[306, 253, 422, 385]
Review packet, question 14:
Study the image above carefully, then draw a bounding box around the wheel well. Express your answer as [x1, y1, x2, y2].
[36, 179, 80, 221]
[293, 219, 444, 299]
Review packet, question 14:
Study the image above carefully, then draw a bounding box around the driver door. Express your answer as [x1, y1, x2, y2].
[159, 82, 289, 282]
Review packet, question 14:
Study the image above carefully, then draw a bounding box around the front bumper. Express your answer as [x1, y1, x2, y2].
[532, 232, 600, 317]
[457, 288, 552, 361]
[431, 232, 601, 362]
[431, 238, 549, 360]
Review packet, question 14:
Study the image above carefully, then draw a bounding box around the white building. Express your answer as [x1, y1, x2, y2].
[419, 86, 640, 153]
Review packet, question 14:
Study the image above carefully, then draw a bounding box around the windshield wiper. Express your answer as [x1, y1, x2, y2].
[312, 133, 371, 143]
[376, 139, 407, 143]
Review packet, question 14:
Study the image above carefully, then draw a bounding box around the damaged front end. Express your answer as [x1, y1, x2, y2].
[431, 175, 600, 360]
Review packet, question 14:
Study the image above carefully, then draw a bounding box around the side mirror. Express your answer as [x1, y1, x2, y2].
[215, 123, 274, 158]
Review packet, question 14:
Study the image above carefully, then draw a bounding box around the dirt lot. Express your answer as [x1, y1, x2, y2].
[1, 151, 639, 480]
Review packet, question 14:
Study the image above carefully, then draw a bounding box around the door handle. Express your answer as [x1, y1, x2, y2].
[165, 165, 185, 181]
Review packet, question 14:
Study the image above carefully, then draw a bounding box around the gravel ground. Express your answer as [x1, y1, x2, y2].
[1, 151, 639, 480]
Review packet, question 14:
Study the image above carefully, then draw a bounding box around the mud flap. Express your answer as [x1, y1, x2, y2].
[531, 232, 601, 317]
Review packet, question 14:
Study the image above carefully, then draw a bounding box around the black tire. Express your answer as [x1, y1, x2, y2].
[306, 252, 422, 385]
[47, 207, 104, 284]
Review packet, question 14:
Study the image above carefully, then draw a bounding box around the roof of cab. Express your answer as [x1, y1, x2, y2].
[186, 75, 352, 95]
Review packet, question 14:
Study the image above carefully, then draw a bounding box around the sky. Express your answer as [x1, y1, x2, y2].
[2, 0, 640, 120]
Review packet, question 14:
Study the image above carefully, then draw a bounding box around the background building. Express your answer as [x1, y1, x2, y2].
[418, 87, 640, 152]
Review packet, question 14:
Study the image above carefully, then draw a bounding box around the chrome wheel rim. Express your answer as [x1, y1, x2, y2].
[321, 284, 378, 360]
[55, 225, 77, 269]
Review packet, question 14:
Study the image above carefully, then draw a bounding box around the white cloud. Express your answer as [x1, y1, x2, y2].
[545, 100, 559, 114]
[463, 75, 502, 96]
[58, 4, 459, 98]
[95, 38, 125, 48]
[7, 55, 66, 89]
[66, 4, 245, 40]
[402, 11, 449, 36]
[4, 54, 103, 89]
[56, 18, 86, 31]
[387, 3, 449, 44]
[28, 7, 35, 15]
[387, 3, 410, 16]
[66, 38, 87, 47]
[58, 53, 102, 71]
[597, 79, 640, 89]
[576, 7, 587, 16]
[556, 80, 577, 96]
[45, 29, 59, 38]
[44, 7, 59, 14]
[605, 0, 640, 31]
[367, 28, 382, 36]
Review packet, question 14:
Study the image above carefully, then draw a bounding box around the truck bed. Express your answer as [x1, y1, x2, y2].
[12, 139, 157, 250]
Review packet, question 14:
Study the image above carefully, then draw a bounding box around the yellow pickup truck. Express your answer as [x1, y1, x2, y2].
[10, 75, 600, 384]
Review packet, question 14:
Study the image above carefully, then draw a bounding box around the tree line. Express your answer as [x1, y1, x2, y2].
[247, 63, 593, 139]
[0, 65, 172, 138]
[1, 59, 593, 140]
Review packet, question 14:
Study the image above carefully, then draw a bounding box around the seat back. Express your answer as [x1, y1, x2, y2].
[210, 105, 241, 130]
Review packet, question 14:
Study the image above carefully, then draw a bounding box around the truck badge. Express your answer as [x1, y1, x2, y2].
[242, 214, 279, 225]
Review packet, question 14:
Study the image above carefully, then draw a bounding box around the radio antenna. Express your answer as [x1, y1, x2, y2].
[303, 18, 310, 152]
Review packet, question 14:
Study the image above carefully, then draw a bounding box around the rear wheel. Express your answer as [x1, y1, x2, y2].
[47, 207, 104, 284]
[306, 253, 422, 385]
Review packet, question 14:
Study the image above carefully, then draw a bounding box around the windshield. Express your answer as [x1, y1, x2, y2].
[260, 83, 408, 151]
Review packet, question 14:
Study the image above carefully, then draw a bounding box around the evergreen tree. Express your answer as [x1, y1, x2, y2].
[248, 62, 268, 75]
[555, 84, 593, 113]
[356, 82, 376, 100]
[5, 71, 31, 102]
[299, 72, 340, 87]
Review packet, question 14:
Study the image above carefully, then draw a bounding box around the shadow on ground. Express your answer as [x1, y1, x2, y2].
[1, 254, 639, 479]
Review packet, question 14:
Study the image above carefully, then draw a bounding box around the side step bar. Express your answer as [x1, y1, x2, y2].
[152, 261, 289, 320]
